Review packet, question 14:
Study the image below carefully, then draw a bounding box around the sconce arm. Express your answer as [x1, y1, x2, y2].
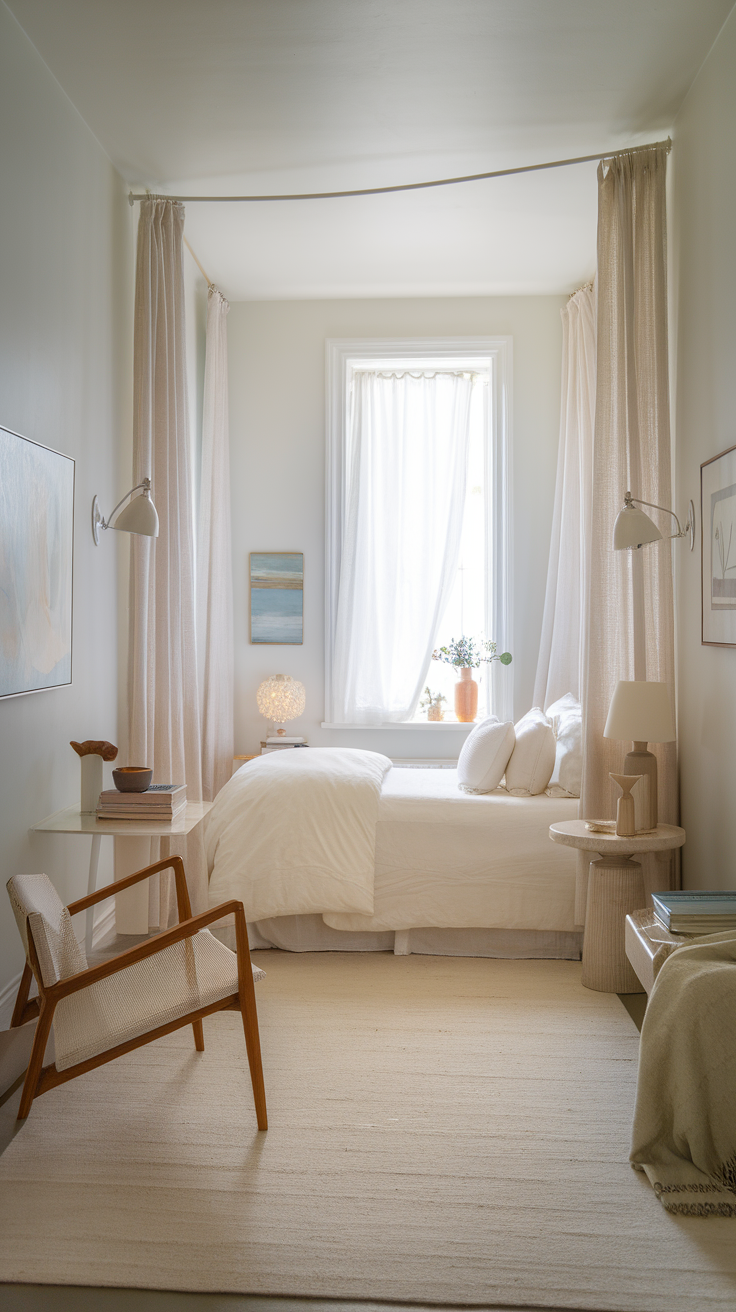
[624, 492, 695, 547]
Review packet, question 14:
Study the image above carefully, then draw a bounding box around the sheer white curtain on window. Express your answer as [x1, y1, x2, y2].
[332, 370, 474, 724]
[533, 283, 596, 710]
[578, 145, 676, 919]
[198, 286, 234, 802]
[128, 198, 205, 928]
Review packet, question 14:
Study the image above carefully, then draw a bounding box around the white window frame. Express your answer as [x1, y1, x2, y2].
[324, 337, 513, 728]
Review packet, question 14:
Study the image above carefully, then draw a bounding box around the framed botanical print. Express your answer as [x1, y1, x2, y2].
[701, 443, 736, 646]
[0, 425, 75, 697]
[250, 552, 303, 644]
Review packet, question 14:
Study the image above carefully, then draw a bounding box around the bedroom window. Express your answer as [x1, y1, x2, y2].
[325, 338, 511, 727]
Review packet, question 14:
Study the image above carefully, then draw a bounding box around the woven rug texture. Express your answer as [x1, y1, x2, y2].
[0, 951, 735, 1310]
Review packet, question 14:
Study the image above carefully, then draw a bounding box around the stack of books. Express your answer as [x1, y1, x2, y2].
[261, 738, 308, 754]
[652, 890, 736, 935]
[96, 783, 187, 821]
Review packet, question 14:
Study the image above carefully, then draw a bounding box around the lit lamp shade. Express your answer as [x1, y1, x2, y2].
[256, 674, 306, 725]
[603, 681, 675, 744]
[612, 503, 662, 550]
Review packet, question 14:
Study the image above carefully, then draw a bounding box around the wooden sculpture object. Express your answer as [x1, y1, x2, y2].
[70, 740, 118, 813]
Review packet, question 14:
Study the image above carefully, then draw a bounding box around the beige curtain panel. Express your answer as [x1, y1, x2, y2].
[578, 145, 677, 919]
[129, 198, 206, 927]
[198, 286, 235, 802]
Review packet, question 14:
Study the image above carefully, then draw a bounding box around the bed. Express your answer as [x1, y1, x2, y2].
[205, 749, 581, 960]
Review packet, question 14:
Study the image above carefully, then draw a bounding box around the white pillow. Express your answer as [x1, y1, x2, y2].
[457, 716, 516, 794]
[545, 693, 582, 798]
[505, 707, 556, 795]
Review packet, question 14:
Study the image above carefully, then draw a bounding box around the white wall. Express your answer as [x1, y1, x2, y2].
[0, 2, 131, 1014]
[228, 295, 564, 760]
[672, 8, 736, 890]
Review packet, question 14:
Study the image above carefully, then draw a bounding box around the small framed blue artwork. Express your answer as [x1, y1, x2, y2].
[250, 552, 303, 644]
[0, 424, 75, 698]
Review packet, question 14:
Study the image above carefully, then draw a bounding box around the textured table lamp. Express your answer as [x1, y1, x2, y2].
[256, 673, 306, 740]
[603, 681, 675, 831]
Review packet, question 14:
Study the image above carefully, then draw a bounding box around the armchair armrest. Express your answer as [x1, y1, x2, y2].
[47, 900, 245, 1003]
[67, 855, 192, 922]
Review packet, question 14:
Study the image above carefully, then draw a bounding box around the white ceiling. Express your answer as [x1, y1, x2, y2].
[7, 0, 734, 299]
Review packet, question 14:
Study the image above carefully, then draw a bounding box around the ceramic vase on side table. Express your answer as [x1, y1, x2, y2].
[455, 668, 478, 723]
[610, 772, 642, 838]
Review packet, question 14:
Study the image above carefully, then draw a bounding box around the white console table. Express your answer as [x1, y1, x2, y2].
[32, 802, 212, 954]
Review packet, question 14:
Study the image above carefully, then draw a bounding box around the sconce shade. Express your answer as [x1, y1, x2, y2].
[92, 478, 159, 544]
[613, 503, 662, 550]
[604, 680, 675, 744]
[256, 674, 306, 723]
[113, 489, 159, 538]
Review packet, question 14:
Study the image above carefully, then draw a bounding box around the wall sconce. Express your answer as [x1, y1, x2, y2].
[92, 478, 159, 545]
[613, 491, 695, 551]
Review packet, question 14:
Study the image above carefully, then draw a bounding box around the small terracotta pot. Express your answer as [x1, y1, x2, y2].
[428, 704, 444, 722]
[454, 667, 478, 723]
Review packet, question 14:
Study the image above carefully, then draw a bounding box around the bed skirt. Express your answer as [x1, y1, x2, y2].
[237, 915, 582, 960]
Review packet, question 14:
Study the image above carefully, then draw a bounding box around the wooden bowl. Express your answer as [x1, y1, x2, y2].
[113, 766, 152, 793]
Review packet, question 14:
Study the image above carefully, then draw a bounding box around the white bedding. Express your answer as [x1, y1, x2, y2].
[325, 768, 579, 933]
[206, 748, 392, 920]
[206, 751, 579, 937]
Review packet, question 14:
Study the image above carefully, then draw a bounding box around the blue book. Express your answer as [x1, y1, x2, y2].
[652, 890, 736, 933]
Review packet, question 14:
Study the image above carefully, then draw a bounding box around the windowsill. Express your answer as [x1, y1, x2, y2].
[320, 722, 475, 730]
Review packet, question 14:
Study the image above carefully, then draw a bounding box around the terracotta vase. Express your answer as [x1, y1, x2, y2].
[454, 667, 478, 723]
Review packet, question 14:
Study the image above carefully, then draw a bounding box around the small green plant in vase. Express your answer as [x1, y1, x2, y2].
[432, 636, 512, 723]
[419, 686, 447, 722]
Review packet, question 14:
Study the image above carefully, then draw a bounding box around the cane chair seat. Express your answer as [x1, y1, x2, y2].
[53, 928, 241, 1071]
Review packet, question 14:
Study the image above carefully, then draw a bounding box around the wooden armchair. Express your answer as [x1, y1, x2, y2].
[7, 856, 266, 1128]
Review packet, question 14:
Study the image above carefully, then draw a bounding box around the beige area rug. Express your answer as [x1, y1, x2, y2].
[0, 952, 735, 1310]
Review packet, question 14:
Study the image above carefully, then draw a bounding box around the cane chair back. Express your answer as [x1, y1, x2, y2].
[7, 873, 87, 986]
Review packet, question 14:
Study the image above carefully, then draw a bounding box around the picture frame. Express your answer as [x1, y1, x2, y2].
[250, 552, 304, 644]
[0, 424, 75, 698]
[701, 443, 736, 647]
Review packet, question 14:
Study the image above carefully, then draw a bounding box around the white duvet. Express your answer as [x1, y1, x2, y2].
[205, 748, 392, 920]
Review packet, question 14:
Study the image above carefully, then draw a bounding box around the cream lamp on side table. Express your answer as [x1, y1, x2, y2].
[603, 681, 676, 832]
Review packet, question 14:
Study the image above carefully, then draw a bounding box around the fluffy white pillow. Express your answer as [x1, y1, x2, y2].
[457, 716, 516, 794]
[545, 693, 583, 798]
[504, 707, 556, 795]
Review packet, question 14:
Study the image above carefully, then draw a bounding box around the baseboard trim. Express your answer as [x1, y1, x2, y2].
[91, 902, 116, 949]
[0, 971, 22, 1031]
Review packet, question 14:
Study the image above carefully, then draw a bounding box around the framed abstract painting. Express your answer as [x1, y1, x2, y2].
[250, 552, 303, 644]
[701, 443, 736, 647]
[0, 424, 75, 697]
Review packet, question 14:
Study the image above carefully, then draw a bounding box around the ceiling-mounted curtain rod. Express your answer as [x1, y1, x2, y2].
[128, 138, 670, 206]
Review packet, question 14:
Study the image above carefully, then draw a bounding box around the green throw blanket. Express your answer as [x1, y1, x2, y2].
[630, 929, 736, 1216]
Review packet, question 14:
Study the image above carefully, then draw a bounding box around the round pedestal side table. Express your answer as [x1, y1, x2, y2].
[548, 820, 686, 994]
